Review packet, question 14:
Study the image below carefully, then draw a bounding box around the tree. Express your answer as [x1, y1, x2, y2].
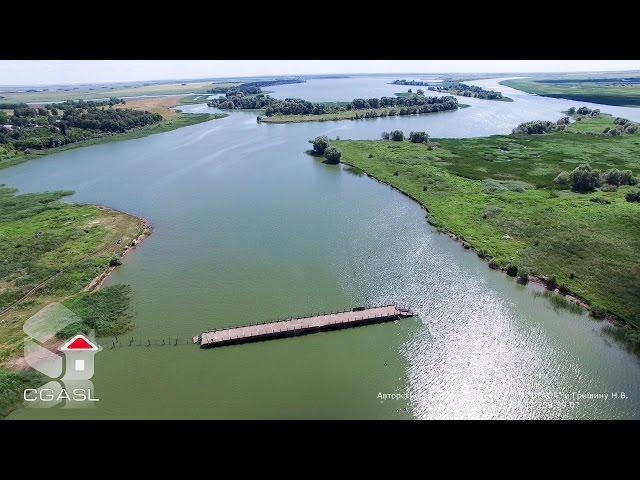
[381, 131, 390, 140]
[569, 164, 599, 193]
[409, 131, 429, 143]
[324, 146, 342, 164]
[390, 130, 404, 141]
[0, 110, 7, 124]
[567, 107, 576, 115]
[312, 135, 330, 155]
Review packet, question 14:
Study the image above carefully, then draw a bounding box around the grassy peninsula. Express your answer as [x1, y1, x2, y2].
[330, 113, 640, 328]
[501, 74, 640, 107]
[0, 185, 149, 416]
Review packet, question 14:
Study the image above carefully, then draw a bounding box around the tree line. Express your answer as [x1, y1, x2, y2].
[209, 78, 305, 95]
[0, 99, 162, 151]
[208, 92, 459, 118]
[392, 79, 506, 100]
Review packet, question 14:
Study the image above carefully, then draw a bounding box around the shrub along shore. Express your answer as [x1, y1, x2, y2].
[319, 112, 640, 340]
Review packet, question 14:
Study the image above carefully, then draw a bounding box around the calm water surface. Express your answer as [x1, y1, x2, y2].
[3, 76, 639, 419]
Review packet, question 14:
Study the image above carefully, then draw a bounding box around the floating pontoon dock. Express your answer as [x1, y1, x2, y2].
[193, 304, 414, 349]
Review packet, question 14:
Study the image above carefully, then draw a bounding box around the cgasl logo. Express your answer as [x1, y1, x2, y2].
[22, 303, 102, 408]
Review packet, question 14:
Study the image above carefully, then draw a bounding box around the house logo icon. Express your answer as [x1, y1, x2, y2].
[59, 334, 100, 381]
[22, 304, 102, 408]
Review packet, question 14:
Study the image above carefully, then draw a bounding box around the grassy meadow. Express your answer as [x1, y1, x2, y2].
[501, 77, 640, 107]
[0, 81, 240, 104]
[0, 185, 148, 416]
[333, 114, 640, 326]
[0, 186, 147, 362]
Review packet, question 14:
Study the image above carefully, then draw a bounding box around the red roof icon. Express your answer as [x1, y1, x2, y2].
[60, 334, 99, 351]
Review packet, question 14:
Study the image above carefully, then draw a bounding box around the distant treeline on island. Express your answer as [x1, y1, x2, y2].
[208, 91, 459, 118]
[209, 78, 305, 95]
[392, 79, 509, 101]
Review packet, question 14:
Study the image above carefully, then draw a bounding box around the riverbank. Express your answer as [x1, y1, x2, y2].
[501, 77, 640, 107]
[0, 112, 227, 171]
[0, 186, 150, 416]
[332, 114, 640, 331]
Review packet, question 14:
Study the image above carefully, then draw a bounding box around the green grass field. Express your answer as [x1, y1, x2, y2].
[333, 114, 640, 327]
[0, 186, 147, 416]
[501, 77, 640, 107]
[0, 81, 240, 104]
[0, 112, 226, 171]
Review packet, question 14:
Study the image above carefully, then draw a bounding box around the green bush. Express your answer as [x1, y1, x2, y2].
[390, 130, 404, 141]
[619, 170, 635, 185]
[625, 189, 640, 202]
[569, 164, 600, 193]
[109, 256, 122, 267]
[554, 171, 570, 185]
[506, 265, 518, 277]
[323, 146, 342, 164]
[546, 276, 558, 290]
[312, 135, 330, 155]
[602, 168, 622, 186]
[409, 131, 429, 143]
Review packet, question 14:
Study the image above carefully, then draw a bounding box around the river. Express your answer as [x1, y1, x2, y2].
[3, 76, 639, 419]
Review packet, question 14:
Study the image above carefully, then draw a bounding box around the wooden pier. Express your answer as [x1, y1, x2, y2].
[193, 304, 414, 349]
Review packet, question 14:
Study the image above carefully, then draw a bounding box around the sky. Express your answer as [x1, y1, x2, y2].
[1, 60, 639, 86]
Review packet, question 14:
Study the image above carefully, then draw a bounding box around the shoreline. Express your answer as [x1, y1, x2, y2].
[84, 206, 152, 293]
[338, 158, 630, 330]
[2, 206, 152, 372]
[0, 112, 226, 171]
[260, 105, 469, 124]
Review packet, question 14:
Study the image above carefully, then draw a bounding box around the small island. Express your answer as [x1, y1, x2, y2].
[208, 92, 460, 123]
[392, 79, 512, 101]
